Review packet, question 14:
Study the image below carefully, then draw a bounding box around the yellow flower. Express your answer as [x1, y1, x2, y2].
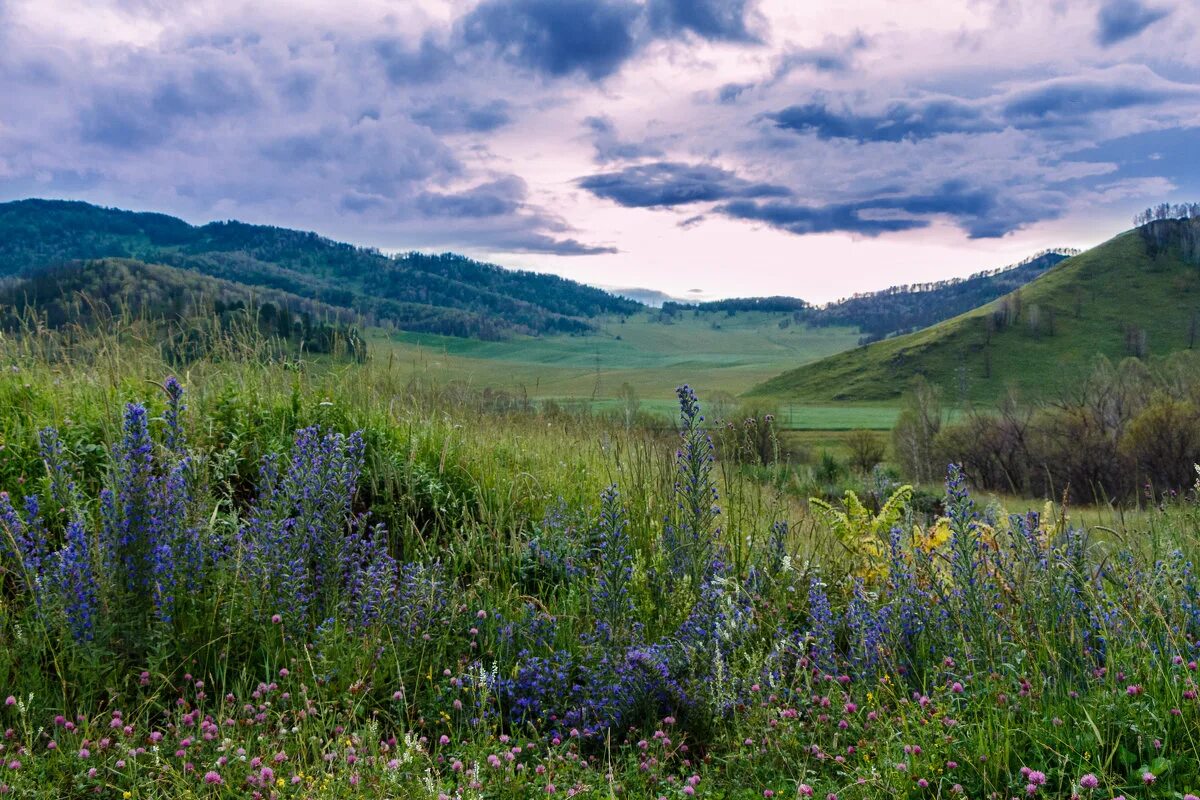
[916, 518, 951, 552]
[123, 793, 132, 800]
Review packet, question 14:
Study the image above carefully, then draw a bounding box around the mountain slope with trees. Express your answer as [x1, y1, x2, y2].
[0, 258, 368, 362]
[751, 215, 1200, 402]
[0, 199, 640, 339]
[663, 250, 1075, 344]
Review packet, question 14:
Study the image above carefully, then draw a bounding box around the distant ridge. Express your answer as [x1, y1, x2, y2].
[0, 198, 641, 339]
[662, 250, 1077, 345]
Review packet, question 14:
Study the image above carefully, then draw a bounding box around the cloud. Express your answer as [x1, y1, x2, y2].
[416, 177, 526, 218]
[4, 0, 1198, 282]
[719, 199, 929, 236]
[578, 161, 789, 207]
[583, 115, 662, 163]
[717, 181, 1040, 238]
[646, 0, 761, 43]
[770, 34, 867, 76]
[374, 35, 454, 85]
[486, 231, 618, 255]
[411, 98, 512, 133]
[717, 33, 867, 104]
[458, 0, 762, 82]
[77, 54, 261, 151]
[765, 98, 993, 142]
[460, 0, 641, 80]
[763, 68, 1198, 145]
[1001, 74, 1179, 128]
[1095, 0, 1171, 46]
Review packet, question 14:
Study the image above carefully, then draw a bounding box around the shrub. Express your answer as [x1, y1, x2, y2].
[844, 428, 886, 473]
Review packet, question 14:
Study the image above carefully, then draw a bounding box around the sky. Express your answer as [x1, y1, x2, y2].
[0, 0, 1197, 302]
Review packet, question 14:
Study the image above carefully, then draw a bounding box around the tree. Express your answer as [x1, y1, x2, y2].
[892, 376, 943, 484]
[617, 382, 640, 429]
[845, 429, 886, 474]
[1120, 397, 1200, 493]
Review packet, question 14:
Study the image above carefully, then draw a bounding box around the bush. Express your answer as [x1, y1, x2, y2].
[844, 429, 886, 474]
[1120, 396, 1200, 493]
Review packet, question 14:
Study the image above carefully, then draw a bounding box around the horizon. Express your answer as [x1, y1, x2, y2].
[3, 194, 1088, 307]
[1, 0, 1195, 302]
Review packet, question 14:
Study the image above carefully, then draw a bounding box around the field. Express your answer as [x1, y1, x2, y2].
[379, 310, 898, 466]
[1, 325, 1199, 799]
[382, 310, 862, 405]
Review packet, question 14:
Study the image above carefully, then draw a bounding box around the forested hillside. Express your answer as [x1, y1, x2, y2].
[0, 199, 640, 339]
[0, 258, 368, 362]
[663, 250, 1075, 344]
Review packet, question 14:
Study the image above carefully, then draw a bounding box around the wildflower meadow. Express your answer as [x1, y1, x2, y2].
[0, 341, 1198, 799]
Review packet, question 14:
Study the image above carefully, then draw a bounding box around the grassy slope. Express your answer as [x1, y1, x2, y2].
[751, 228, 1200, 402]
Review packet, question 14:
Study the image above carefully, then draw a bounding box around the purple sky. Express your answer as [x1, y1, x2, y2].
[1, 0, 1196, 301]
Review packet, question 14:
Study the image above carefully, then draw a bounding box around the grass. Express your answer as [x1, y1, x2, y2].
[752, 226, 1200, 402]
[2, 321, 1199, 800]
[377, 310, 890, 431]
[382, 309, 863, 403]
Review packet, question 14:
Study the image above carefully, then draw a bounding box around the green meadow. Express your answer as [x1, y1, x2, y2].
[380, 310, 888, 428]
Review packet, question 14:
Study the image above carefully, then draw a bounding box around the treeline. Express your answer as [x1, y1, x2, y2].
[1132, 202, 1200, 227]
[815, 251, 1076, 344]
[0, 259, 368, 363]
[661, 296, 812, 314]
[1138, 215, 1200, 266]
[0, 199, 640, 339]
[660, 251, 1076, 344]
[895, 352, 1200, 501]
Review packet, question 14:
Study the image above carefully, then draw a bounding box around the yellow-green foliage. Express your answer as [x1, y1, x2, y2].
[808, 484, 912, 578]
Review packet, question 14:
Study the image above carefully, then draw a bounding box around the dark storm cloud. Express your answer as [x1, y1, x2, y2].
[1095, 0, 1171, 46]
[764, 68, 1196, 147]
[460, 0, 641, 81]
[646, 0, 760, 43]
[578, 162, 1049, 238]
[459, 0, 762, 82]
[578, 161, 790, 207]
[718, 182, 1034, 239]
[764, 98, 994, 142]
[1001, 78, 1176, 127]
[718, 199, 929, 235]
[416, 177, 527, 218]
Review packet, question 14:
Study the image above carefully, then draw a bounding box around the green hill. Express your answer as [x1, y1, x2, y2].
[666, 250, 1074, 345]
[0, 258, 368, 361]
[0, 199, 640, 339]
[751, 218, 1200, 402]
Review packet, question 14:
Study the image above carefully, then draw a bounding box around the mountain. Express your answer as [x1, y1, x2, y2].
[662, 250, 1076, 344]
[750, 218, 1200, 402]
[0, 199, 640, 340]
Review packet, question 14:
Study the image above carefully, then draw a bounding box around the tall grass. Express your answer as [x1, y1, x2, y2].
[0, 323, 1197, 799]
